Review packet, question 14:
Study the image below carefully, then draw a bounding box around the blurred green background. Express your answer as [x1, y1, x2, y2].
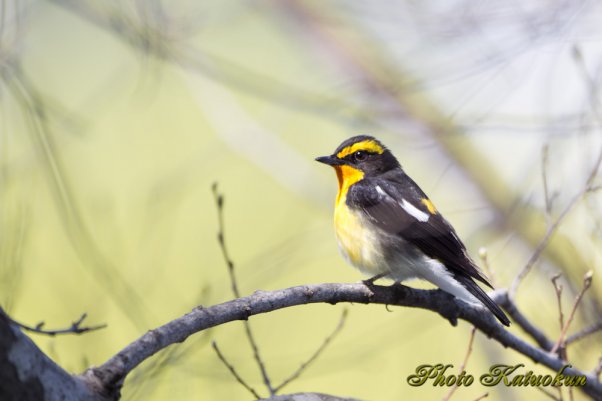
[1, 1, 601, 400]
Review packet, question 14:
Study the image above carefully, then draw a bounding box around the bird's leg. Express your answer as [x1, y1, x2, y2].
[362, 273, 386, 286]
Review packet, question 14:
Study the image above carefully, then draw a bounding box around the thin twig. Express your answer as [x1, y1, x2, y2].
[212, 183, 274, 395]
[442, 326, 477, 401]
[274, 309, 348, 393]
[542, 143, 552, 227]
[241, 323, 273, 394]
[478, 247, 496, 287]
[211, 183, 239, 298]
[566, 321, 602, 345]
[510, 94, 602, 300]
[510, 191, 587, 299]
[551, 271, 594, 355]
[6, 312, 106, 336]
[550, 274, 567, 359]
[212, 341, 261, 399]
[551, 274, 565, 329]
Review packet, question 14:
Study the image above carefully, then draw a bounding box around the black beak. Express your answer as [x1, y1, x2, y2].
[315, 155, 344, 166]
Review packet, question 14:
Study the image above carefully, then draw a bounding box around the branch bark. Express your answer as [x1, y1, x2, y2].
[261, 393, 364, 401]
[3, 284, 601, 400]
[86, 283, 602, 400]
[0, 310, 108, 401]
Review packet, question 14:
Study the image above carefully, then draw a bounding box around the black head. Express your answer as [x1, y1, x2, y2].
[315, 135, 400, 176]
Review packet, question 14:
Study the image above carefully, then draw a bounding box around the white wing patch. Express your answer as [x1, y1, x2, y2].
[400, 199, 429, 222]
[420, 257, 481, 307]
[375, 185, 429, 222]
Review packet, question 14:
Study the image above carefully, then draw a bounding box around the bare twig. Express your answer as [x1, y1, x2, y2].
[509, 191, 587, 299]
[442, 326, 476, 401]
[566, 321, 602, 345]
[212, 341, 261, 399]
[542, 144, 553, 226]
[551, 274, 566, 330]
[88, 283, 602, 400]
[212, 183, 274, 395]
[1, 311, 107, 401]
[478, 247, 496, 287]
[6, 312, 106, 336]
[274, 309, 348, 393]
[241, 314, 273, 394]
[211, 183, 239, 298]
[551, 271, 594, 355]
[551, 274, 567, 359]
[511, 109, 602, 300]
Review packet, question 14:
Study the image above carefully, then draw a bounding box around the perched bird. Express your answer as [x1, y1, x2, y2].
[316, 135, 510, 326]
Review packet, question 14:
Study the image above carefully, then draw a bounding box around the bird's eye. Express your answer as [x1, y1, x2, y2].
[353, 150, 368, 162]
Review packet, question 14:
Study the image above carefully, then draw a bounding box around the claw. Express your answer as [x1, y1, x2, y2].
[362, 273, 386, 286]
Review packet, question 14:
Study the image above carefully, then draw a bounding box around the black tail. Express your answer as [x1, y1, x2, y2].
[455, 275, 511, 326]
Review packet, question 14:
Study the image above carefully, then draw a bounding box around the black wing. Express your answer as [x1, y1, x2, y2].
[348, 173, 510, 326]
[347, 173, 492, 288]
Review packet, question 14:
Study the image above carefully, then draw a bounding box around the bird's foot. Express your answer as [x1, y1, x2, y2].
[362, 273, 386, 287]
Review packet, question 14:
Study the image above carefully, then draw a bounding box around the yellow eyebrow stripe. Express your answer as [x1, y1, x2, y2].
[336, 140, 384, 159]
[421, 198, 437, 214]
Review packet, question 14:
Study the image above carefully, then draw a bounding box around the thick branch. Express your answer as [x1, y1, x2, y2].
[0, 310, 107, 401]
[87, 283, 602, 400]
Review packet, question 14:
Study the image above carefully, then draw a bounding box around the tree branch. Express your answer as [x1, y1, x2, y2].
[566, 321, 602, 345]
[509, 190, 586, 299]
[87, 283, 602, 400]
[212, 341, 261, 399]
[0, 310, 108, 401]
[273, 309, 348, 393]
[212, 183, 274, 395]
[8, 313, 106, 336]
[442, 326, 476, 401]
[550, 271, 593, 355]
[495, 289, 555, 351]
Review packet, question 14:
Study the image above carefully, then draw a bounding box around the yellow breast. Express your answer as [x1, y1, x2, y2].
[334, 197, 382, 274]
[332, 165, 383, 274]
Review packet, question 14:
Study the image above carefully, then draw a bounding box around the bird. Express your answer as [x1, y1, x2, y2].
[316, 135, 510, 326]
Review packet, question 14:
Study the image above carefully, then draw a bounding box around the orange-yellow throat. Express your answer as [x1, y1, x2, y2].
[334, 165, 364, 205]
